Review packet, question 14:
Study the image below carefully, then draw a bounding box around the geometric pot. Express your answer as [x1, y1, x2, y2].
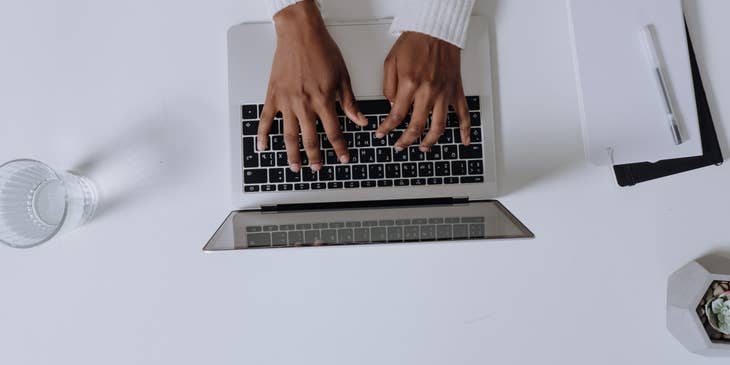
[667, 255, 730, 356]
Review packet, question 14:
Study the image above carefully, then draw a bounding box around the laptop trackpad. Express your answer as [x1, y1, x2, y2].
[204, 201, 532, 251]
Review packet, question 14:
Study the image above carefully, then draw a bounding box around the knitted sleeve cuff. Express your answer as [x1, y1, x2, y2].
[390, 0, 476, 48]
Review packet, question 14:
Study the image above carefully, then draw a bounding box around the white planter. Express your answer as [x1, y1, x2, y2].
[667, 255, 730, 356]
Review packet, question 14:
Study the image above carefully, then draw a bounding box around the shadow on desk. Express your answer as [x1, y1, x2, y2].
[71, 100, 210, 219]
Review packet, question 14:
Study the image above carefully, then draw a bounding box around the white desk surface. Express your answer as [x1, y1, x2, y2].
[1, 1, 729, 364]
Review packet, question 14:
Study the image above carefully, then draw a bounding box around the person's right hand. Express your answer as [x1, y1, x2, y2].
[258, 0, 367, 173]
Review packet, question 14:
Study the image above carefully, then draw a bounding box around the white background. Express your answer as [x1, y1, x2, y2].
[1, 0, 729, 364]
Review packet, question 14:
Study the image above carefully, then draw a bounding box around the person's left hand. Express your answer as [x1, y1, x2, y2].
[375, 32, 471, 152]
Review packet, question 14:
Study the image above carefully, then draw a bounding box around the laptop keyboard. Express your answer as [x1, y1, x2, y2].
[244, 216, 487, 248]
[241, 96, 485, 193]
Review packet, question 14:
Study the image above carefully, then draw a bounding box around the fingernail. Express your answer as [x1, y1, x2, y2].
[394, 145, 404, 152]
[390, 101, 394, 107]
[289, 163, 301, 173]
[311, 163, 322, 172]
[419, 146, 430, 153]
[464, 136, 471, 146]
[339, 154, 350, 164]
[375, 132, 385, 139]
[257, 140, 266, 151]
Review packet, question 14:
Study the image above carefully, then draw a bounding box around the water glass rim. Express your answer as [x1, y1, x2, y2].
[0, 158, 70, 249]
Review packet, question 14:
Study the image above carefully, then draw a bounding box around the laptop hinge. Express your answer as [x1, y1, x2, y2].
[261, 197, 469, 212]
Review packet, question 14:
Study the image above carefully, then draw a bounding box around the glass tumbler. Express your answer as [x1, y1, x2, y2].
[0, 159, 98, 248]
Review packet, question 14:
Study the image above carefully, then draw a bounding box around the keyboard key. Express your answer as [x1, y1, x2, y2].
[387, 227, 404, 242]
[361, 181, 377, 188]
[302, 168, 318, 182]
[454, 131, 462, 143]
[322, 229, 338, 243]
[359, 99, 391, 115]
[409, 146, 425, 161]
[429, 218, 444, 224]
[336, 165, 351, 180]
[242, 120, 258, 135]
[404, 226, 420, 241]
[443, 145, 458, 160]
[445, 217, 460, 224]
[379, 219, 395, 226]
[337, 228, 354, 243]
[453, 224, 469, 239]
[319, 166, 335, 181]
[362, 220, 378, 227]
[346, 221, 361, 228]
[451, 161, 467, 175]
[420, 225, 436, 241]
[353, 165, 368, 179]
[427, 178, 443, 185]
[439, 129, 454, 144]
[299, 150, 308, 166]
[272, 232, 288, 246]
[322, 135, 333, 149]
[286, 169, 301, 182]
[247, 233, 271, 247]
[277, 184, 293, 191]
[394, 148, 409, 162]
[461, 176, 485, 184]
[370, 227, 387, 242]
[288, 231, 304, 244]
[297, 223, 313, 230]
[346, 119, 362, 132]
[395, 179, 410, 187]
[385, 164, 401, 178]
[466, 96, 480, 111]
[243, 137, 258, 168]
[470, 112, 481, 126]
[328, 182, 343, 189]
[445, 177, 459, 184]
[272, 136, 285, 150]
[305, 230, 321, 244]
[294, 183, 310, 190]
[262, 184, 276, 192]
[387, 131, 403, 146]
[435, 161, 451, 176]
[372, 133, 388, 147]
[469, 224, 486, 238]
[354, 228, 370, 243]
[270, 120, 280, 135]
[344, 133, 354, 148]
[244, 185, 259, 192]
[315, 119, 325, 133]
[411, 178, 426, 186]
[355, 132, 371, 147]
[242, 105, 258, 120]
[313, 223, 328, 229]
[260, 152, 276, 167]
[471, 128, 482, 143]
[269, 168, 285, 183]
[446, 113, 460, 128]
[418, 162, 434, 177]
[437, 225, 452, 240]
[325, 150, 338, 164]
[276, 152, 288, 166]
[244, 169, 267, 184]
[368, 164, 384, 179]
[366, 116, 379, 130]
[468, 160, 484, 175]
[311, 182, 327, 190]
[402, 163, 418, 178]
[459, 144, 483, 159]
[412, 218, 427, 224]
[378, 180, 393, 187]
[345, 181, 360, 189]
[246, 226, 262, 232]
[426, 146, 442, 160]
[360, 148, 376, 163]
[376, 148, 392, 162]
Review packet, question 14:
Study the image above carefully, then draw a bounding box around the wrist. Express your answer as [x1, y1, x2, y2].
[274, 0, 326, 38]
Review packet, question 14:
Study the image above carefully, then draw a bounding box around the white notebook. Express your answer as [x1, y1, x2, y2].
[568, 0, 702, 166]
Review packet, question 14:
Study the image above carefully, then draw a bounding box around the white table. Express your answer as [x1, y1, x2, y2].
[1, 1, 729, 364]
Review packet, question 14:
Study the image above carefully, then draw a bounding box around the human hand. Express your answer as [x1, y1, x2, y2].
[258, 0, 367, 172]
[376, 32, 471, 152]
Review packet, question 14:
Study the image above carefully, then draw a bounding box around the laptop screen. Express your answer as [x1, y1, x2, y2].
[204, 200, 532, 251]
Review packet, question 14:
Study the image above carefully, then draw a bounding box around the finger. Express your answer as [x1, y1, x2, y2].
[395, 92, 431, 150]
[282, 110, 302, 172]
[454, 85, 471, 146]
[383, 54, 397, 103]
[376, 82, 415, 138]
[420, 97, 448, 151]
[319, 103, 350, 163]
[258, 101, 277, 151]
[298, 111, 323, 171]
[339, 73, 367, 126]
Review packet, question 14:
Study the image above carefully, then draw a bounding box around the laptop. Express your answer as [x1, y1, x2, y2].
[204, 16, 533, 251]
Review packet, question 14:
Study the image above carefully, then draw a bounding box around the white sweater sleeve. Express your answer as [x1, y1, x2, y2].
[390, 0, 476, 48]
[267, 0, 322, 18]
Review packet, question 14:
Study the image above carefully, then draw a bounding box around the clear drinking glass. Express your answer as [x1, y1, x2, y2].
[0, 159, 98, 248]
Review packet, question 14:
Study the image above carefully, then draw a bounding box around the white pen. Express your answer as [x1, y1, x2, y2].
[641, 24, 684, 145]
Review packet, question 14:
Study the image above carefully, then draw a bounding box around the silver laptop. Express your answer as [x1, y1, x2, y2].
[204, 17, 533, 251]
